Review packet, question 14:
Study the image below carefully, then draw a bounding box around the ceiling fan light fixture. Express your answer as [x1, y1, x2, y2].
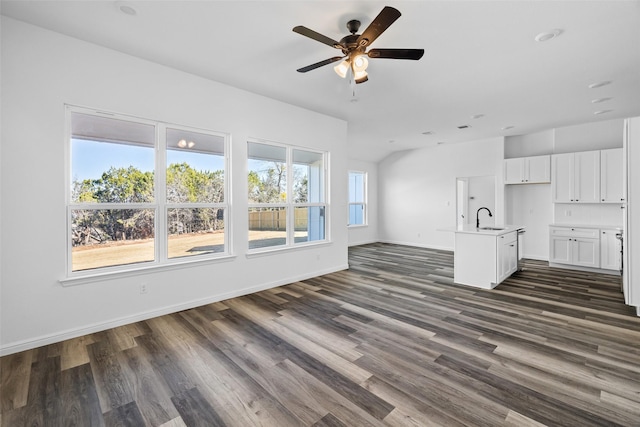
[352, 54, 369, 72]
[334, 60, 350, 78]
[353, 69, 368, 84]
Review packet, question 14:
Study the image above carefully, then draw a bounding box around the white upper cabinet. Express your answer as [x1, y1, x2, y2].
[600, 148, 624, 203]
[504, 155, 550, 184]
[552, 151, 600, 203]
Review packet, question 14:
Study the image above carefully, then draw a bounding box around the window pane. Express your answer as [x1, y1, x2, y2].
[248, 142, 287, 203]
[349, 204, 365, 225]
[167, 208, 225, 258]
[71, 113, 155, 203]
[248, 207, 287, 249]
[295, 206, 325, 243]
[349, 171, 364, 203]
[71, 208, 155, 271]
[166, 128, 225, 203]
[293, 149, 324, 203]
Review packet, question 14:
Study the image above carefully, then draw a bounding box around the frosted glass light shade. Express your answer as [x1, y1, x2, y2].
[334, 60, 350, 78]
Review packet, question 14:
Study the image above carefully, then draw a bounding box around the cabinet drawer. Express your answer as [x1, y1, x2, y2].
[498, 232, 517, 244]
[550, 227, 599, 239]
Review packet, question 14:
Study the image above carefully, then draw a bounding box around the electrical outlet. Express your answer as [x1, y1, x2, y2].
[140, 283, 148, 294]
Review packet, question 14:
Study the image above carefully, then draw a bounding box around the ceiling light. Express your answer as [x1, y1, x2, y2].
[471, 114, 485, 119]
[116, 1, 137, 15]
[178, 139, 187, 148]
[187, 141, 195, 148]
[594, 110, 613, 115]
[591, 97, 612, 103]
[535, 29, 562, 42]
[352, 54, 369, 72]
[588, 81, 611, 89]
[334, 60, 350, 79]
[353, 69, 368, 84]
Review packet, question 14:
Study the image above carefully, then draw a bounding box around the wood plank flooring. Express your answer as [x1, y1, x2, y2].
[2, 243, 640, 426]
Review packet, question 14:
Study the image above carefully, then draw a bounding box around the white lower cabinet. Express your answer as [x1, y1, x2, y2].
[549, 226, 621, 271]
[498, 232, 518, 283]
[454, 230, 519, 289]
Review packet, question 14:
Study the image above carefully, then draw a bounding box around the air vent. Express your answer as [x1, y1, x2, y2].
[457, 125, 471, 129]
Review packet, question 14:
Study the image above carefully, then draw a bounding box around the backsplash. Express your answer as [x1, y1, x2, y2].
[553, 203, 623, 226]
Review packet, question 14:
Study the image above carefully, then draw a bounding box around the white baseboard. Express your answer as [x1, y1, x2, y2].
[0, 264, 348, 356]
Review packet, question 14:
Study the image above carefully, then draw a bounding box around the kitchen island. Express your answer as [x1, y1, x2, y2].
[441, 224, 524, 289]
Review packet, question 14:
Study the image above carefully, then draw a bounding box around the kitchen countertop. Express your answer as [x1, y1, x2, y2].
[550, 223, 623, 230]
[439, 224, 525, 236]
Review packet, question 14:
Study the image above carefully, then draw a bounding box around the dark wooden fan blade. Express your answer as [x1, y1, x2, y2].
[356, 6, 402, 48]
[296, 56, 345, 73]
[368, 48, 425, 60]
[293, 26, 343, 49]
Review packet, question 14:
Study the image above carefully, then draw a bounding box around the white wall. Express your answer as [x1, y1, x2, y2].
[378, 137, 505, 250]
[347, 158, 378, 246]
[0, 18, 349, 355]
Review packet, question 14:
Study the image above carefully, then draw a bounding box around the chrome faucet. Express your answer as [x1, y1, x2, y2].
[476, 207, 493, 228]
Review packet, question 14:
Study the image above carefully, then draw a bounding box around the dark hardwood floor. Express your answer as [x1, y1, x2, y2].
[2, 243, 640, 426]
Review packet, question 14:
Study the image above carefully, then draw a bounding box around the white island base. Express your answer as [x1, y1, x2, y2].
[444, 225, 523, 289]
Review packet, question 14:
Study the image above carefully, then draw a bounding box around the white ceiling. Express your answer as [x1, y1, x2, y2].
[2, 0, 640, 162]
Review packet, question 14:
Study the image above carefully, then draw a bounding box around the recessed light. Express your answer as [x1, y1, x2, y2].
[535, 29, 562, 42]
[594, 110, 613, 115]
[471, 114, 485, 119]
[116, 2, 137, 16]
[422, 131, 435, 135]
[457, 125, 471, 129]
[501, 126, 515, 131]
[591, 97, 612, 104]
[178, 139, 187, 148]
[588, 81, 611, 89]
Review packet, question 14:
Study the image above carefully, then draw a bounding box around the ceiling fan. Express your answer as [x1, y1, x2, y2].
[293, 6, 424, 84]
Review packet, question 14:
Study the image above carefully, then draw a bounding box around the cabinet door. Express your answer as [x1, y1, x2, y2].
[550, 236, 572, 264]
[601, 148, 624, 203]
[574, 151, 600, 203]
[504, 158, 524, 184]
[600, 229, 621, 271]
[526, 155, 551, 183]
[572, 238, 600, 268]
[552, 153, 574, 202]
[497, 233, 518, 283]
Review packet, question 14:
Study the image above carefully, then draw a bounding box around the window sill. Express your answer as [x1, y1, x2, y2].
[246, 240, 332, 258]
[348, 224, 368, 228]
[59, 254, 236, 287]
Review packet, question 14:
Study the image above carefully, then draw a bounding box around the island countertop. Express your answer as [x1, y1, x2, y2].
[439, 224, 525, 236]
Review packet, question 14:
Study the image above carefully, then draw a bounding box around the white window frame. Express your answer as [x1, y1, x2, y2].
[64, 105, 231, 281]
[348, 170, 367, 227]
[247, 139, 329, 253]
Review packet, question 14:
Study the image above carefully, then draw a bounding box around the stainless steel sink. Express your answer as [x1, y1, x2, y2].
[480, 227, 504, 230]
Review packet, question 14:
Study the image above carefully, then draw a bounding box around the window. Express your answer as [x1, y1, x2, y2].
[248, 141, 326, 250]
[348, 171, 367, 226]
[68, 107, 228, 275]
